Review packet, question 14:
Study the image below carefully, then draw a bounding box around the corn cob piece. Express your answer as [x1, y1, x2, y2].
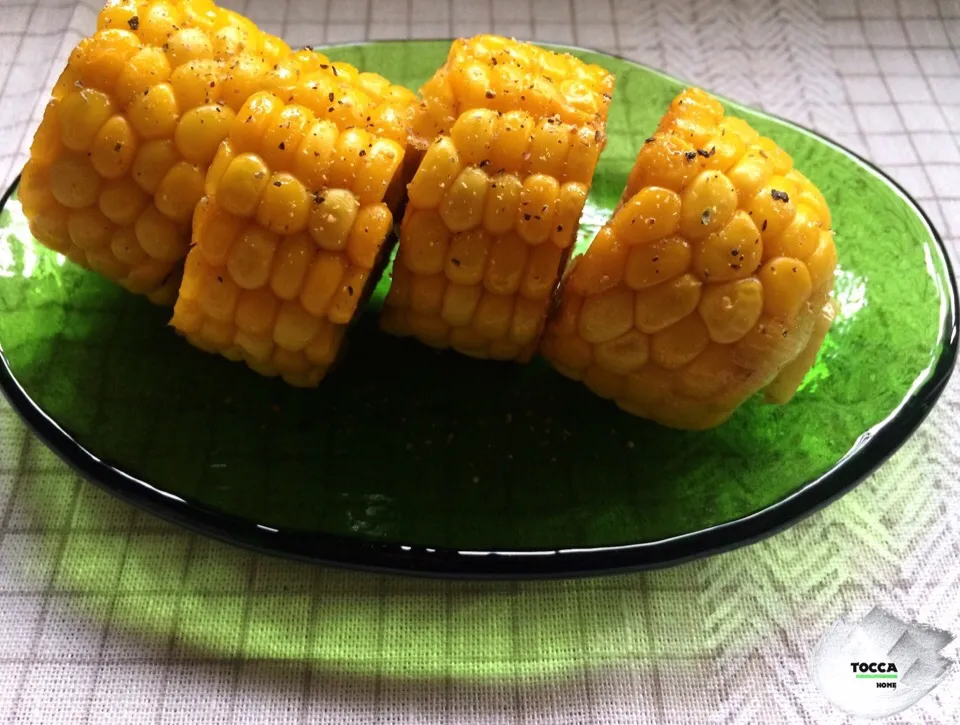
[381, 36, 614, 361]
[170, 88, 410, 386]
[18, 0, 297, 303]
[541, 88, 838, 429]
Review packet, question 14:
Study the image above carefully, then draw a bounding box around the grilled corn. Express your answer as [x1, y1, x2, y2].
[541, 88, 838, 429]
[381, 36, 614, 361]
[170, 89, 409, 385]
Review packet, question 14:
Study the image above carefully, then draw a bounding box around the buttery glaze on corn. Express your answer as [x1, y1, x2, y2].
[541, 88, 838, 429]
[381, 35, 614, 361]
[170, 88, 409, 386]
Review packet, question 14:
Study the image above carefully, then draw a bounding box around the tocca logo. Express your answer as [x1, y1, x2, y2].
[812, 606, 956, 719]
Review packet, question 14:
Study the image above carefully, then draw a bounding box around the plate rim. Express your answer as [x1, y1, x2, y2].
[1, 41, 957, 579]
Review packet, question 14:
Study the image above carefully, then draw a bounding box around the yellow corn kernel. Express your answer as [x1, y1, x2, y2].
[231, 92, 283, 154]
[407, 137, 462, 209]
[440, 166, 488, 233]
[327, 128, 371, 191]
[765, 299, 837, 404]
[300, 251, 347, 316]
[355, 138, 403, 205]
[198, 267, 241, 323]
[30, 206, 71, 252]
[515, 174, 559, 245]
[445, 228, 490, 285]
[593, 328, 649, 375]
[650, 314, 710, 369]
[273, 301, 322, 351]
[583, 365, 625, 399]
[385, 264, 412, 308]
[401, 209, 451, 276]
[697, 278, 764, 344]
[256, 172, 310, 235]
[807, 231, 838, 295]
[89, 115, 137, 179]
[259, 104, 312, 171]
[215, 153, 271, 217]
[306, 189, 358, 252]
[727, 147, 774, 201]
[269, 233, 313, 300]
[612, 186, 682, 246]
[169, 58, 220, 111]
[409, 273, 447, 314]
[99, 178, 149, 225]
[484, 233, 529, 295]
[441, 282, 483, 326]
[634, 273, 702, 334]
[678, 170, 738, 240]
[510, 297, 545, 345]
[527, 118, 570, 178]
[235, 329, 274, 362]
[346, 204, 392, 270]
[758, 257, 812, 318]
[327, 267, 367, 324]
[763, 203, 820, 260]
[294, 120, 339, 190]
[473, 292, 514, 340]
[127, 82, 179, 140]
[624, 236, 691, 290]
[692, 210, 762, 282]
[155, 161, 206, 222]
[626, 135, 699, 195]
[450, 108, 498, 166]
[110, 226, 147, 265]
[578, 285, 634, 344]
[86, 246, 128, 279]
[568, 227, 626, 296]
[235, 287, 280, 335]
[482, 173, 523, 236]
[519, 242, 563, 300]
[67, 206, 112, 250]
[193, 197, 243, 266]
[228, 225, 278, 289]
[50, 153, 102, 208]
[172, 297, 204, 334]
[548, 334, 593, 375]
[489, 111, 532, 173]
[675, 343, 747, 400]
[115, 47, 171, 106]
[135, 204, 186, 261]
[305, 323, 344, 366]
[132, 139, 180, 194]
[552, 182, 588, 248]
[174, 104, 235, 164]
[745, 185, 797, 239]
[57, 88, 116, 151]
[565, 126, 603, 185]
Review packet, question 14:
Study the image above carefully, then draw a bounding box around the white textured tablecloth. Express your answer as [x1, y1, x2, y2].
[1, 0, 959, 722]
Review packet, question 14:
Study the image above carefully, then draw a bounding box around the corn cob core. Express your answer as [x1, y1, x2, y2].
[383, 36, 614, 361]
[18, 0, 296, 304]
[541, 88, 838, 430]
[170, 89, 408, 386]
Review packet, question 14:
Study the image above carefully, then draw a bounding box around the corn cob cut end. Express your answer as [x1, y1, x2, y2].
[541, 87, 838, 429]
[170, 88, 408, 385]
[383, 36, 613, 362]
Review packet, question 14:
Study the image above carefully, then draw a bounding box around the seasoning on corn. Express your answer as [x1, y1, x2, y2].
[19, 0, 296, 303]
[170, 88, 410, 386]
[381, 36, 614, 361]
[541, 88, 838, 429]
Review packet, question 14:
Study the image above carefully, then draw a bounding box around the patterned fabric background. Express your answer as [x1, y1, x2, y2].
[0, 0, 958, 722]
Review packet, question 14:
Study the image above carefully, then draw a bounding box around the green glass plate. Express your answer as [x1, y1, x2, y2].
[0, 41, 956, 578]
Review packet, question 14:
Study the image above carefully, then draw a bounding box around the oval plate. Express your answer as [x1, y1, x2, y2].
[0, 41, 956, 578]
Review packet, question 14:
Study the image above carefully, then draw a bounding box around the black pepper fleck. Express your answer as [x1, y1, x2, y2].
[771, 189, 789, 202]
[278, 141, 285, 150]
[485, 90, 495, 99]
[523, 213, 532, 221]
[359, 150, 366, 156]
[329, 92, 335, 102]
[114, 142, 122, 152]
[452, 258, 461, 267]
[697, 146, 716, 158]
[347, 286, 354, 296]
[730, 248, 739, 256]
[701, 209, 712, 225]
[273, 181, 282, 187]
[762, 219, 768, 231]
[685, 150, 698, 161]
[127, 16, 139, 30]
[479, 160, 490, 167]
